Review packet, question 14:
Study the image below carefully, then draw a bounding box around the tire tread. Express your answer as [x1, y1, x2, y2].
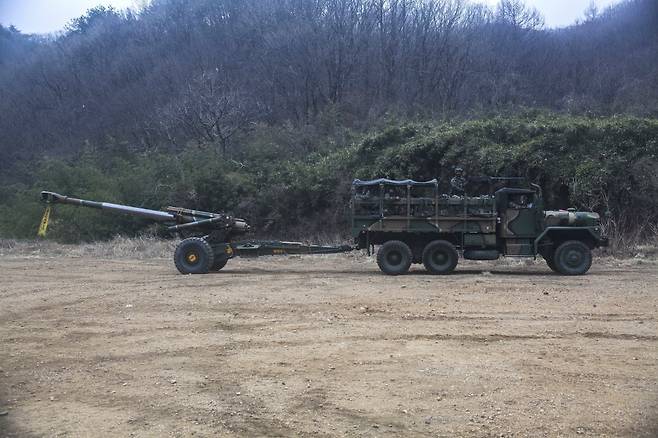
[174, 237, 214, 274]
[554, 240, 592, 275]
[376, 240, 413, 275]
[422, 240, 458, 275]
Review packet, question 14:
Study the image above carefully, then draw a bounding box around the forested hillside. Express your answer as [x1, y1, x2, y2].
[0, 0, 657, 247]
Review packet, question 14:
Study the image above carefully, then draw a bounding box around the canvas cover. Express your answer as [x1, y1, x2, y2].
[352, 178, 438, 187]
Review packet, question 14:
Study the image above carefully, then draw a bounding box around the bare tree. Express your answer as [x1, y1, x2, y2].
[159, 70, 260, 155]
[0, 0, 656, 166]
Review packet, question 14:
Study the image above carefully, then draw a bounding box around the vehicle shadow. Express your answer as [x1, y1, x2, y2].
[0, 383, 20, 437]
[211, 268, 565, 277]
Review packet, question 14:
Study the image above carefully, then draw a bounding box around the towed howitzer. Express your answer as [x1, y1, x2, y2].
[39, 191, 352, 274]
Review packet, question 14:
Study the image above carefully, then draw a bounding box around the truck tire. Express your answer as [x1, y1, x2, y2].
[377, 240, 412, 275]
[540, 249, 558, 272]
[174, 237, 215, 274]
[553, 240, 592, 275]
[422, 240, 458, 275]
[544, 254, 559, 273]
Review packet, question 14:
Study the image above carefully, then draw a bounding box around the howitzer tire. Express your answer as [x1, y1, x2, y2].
[211, 256, 228, 271]
[554, 240, 592, 275]
[422, 240, 458, 275]
[174, 238, 214, 274]
[377, 240, 412, 275]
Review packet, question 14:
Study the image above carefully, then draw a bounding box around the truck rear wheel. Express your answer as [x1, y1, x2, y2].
[553, 240, 592, 275]
[377, 240, 412, 275]
[174, 237, 214, 274]
[422, 240, 458, 275]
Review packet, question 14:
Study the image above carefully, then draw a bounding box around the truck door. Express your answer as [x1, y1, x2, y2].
[498, 191, 541, 255]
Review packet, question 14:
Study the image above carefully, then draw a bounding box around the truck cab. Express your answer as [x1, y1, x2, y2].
[351, 178, 607, 275]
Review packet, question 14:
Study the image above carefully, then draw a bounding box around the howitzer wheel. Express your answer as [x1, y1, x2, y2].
[174, 237, 215, 274]
[376, 240, 412, 275]
[553, 240, 592, 275]
[211, 256, 229, 271]
[422, 240, 458, 275]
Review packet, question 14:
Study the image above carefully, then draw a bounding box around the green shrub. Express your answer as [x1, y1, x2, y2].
[1, 113, 656, 246]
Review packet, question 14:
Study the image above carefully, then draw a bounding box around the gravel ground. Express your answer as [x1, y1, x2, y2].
[1, 251, 657, 437]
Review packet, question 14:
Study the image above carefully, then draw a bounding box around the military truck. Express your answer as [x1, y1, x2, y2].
[351, 178, 608, 275]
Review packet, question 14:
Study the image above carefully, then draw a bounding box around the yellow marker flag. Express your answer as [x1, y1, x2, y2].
[37, 205, 52, 237]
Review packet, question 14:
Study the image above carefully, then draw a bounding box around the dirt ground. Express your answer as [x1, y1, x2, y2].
[1, 251, 657, 437]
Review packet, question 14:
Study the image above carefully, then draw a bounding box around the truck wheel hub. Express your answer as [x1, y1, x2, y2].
[387, 252, 402, 265]
[565, 250, 582, 266]
[432, 252, 448, 265]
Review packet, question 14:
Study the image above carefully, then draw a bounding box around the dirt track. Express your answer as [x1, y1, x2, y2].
[1, 252, 657, 437]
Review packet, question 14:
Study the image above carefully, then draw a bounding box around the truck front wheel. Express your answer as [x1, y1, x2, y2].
[377, 240, 413, 275]
[553, 240, 592, 275]
[541, 251, 559, 273]
[422, 240, 458, 275]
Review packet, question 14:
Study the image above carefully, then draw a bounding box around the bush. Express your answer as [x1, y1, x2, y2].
[1, 113, 656, 252]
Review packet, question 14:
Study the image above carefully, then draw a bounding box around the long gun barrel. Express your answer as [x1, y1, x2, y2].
[40, 191, 175, 222]
[39, 191, 250, 237]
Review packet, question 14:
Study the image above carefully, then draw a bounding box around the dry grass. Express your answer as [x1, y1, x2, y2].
[0, 235, 178, 259]
[601, 216, 658, 257]
[1, 233, 657, 263]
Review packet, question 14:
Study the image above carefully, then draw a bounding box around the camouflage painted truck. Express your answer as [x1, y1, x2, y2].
[351, 178, 608, 275]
